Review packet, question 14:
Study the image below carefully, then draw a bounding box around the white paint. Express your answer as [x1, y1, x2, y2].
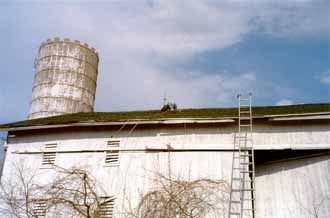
[28, 39, 99, 119]
[256, 155, 330, 218]
[1, 121, 330, 217]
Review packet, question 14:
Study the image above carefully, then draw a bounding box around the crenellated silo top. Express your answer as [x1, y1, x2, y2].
[40, 37, 99, 56]
[37, 38, 99, 69]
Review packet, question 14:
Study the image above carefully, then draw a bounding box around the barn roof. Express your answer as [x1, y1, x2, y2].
[0, 103, 329, 131]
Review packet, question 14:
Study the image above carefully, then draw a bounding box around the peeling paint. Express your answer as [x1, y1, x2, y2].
[28, 39, 99, 119]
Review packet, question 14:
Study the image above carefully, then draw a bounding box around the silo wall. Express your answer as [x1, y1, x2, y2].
[28, 38, 99, 119]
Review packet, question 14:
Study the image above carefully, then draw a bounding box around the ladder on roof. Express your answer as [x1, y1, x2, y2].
[228, 93, 256, 218]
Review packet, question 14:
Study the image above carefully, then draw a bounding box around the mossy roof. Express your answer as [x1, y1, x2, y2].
[0, 103, 329, 129]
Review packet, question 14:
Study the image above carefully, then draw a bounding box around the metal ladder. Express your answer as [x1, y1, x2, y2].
[228, 93, 256, 218]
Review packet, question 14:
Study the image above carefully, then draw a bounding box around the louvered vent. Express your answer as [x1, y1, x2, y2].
[32, 199, 47, 217]
[98, 197, 115, 218]
[41, 143, 57, 167]
[105, 140, 120, 167]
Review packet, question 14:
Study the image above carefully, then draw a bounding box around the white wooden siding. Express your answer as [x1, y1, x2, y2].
[1, 122, 329, 217]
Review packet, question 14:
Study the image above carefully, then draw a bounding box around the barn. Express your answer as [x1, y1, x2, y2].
[1, 103, 330, 218]
[0, 39, 329, 218]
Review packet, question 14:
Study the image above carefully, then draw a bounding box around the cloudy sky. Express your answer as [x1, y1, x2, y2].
[0, 0, 329, 125]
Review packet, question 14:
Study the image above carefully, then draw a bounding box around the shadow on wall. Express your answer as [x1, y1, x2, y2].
[255, 151, 330, 176]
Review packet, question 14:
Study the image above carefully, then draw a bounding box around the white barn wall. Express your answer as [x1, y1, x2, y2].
[6, 122, 330, 151]
[256, 154, 330, 218]
[1, 121, 330, 217]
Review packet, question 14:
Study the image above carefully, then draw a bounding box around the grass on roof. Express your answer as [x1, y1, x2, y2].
[0, 103, 329, 129]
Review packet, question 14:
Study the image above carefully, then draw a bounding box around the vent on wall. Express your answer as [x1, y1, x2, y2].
[41, 143, 57, 168]
[104, 139, 120, 167]
[98, 197, 115, 218]
[32, 199, 47, 217]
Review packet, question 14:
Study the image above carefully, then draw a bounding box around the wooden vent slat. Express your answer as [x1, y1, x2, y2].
[32, 199, 47, 217]
[41, 143, 57, 167]
[105, 140, 120, 167]
[98, 197, 115, 218]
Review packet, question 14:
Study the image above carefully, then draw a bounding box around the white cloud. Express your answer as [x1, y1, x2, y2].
[320, 69, 330, 85]
[95, 55, 257, 110]
[276, 99, 294, 106]
[2, 0, 328, 115]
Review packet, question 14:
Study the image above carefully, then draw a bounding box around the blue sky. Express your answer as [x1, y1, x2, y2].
[0, 0, 329, 126]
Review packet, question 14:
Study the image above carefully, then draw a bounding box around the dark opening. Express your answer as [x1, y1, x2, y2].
[254, 149, 330, 165]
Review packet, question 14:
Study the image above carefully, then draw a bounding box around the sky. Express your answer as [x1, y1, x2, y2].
[0, 0, 329, 126]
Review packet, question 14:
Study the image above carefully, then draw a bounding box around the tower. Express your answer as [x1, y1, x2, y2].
[28, 38, 99, 119]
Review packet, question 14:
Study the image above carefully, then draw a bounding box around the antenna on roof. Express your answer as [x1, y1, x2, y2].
[163, 92, 168, 106]
[161, 94, 177, 112]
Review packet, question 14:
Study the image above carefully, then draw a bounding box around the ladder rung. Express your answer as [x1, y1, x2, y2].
[234, 156, 251, 159]
[238, 138, 253, 141]
[239, 98, 249, 101]
[240, 111, 250, 114]
[229, 212, 240, 216]
[240, 124, 251, 127]
[242, 188, 254, 191]
[232, 188, 254, 192]
[240, 147, 253, 150]
[241, 171, 253, 173]
[239, 139, 252, 145]
[240, 154, 252, 157]
[232, 189, 254, 192]
[232, 178, 241, 181]
[238, 178, 254, 182]
[230, 200, 240, 204]
[239, 117, 251, 119]
[236, 135, 247, 138]
[242, 198, 255, 201]
[243, 208, 255, 211]
[239, 118, 250, 120]
[239, 122, 251, 125]
[240, 162, 252, 165]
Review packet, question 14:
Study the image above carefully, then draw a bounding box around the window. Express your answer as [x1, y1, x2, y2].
[104, 139, 120, 167]
[32, 199, 47, 217]
[41, 143, 57, 168]
[98, 197, 115, 218]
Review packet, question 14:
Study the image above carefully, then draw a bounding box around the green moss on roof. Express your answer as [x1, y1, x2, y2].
[0, 103, 329, 129]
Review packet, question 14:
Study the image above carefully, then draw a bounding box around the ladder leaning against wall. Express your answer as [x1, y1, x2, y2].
[228, 93, 256, 218]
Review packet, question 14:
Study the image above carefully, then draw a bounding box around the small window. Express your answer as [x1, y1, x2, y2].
[32, 199, 47, 217]
[41, 143, 57, 168]
[98, 197, 115, 218]
[104, 140, 120, 167]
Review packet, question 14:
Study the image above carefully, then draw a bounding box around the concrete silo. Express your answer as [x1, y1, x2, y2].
[28, 38, 99, 119]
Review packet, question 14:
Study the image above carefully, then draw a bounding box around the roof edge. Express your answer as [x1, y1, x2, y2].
[2, 118, 235, 131]
[2, 112, 330, 131]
